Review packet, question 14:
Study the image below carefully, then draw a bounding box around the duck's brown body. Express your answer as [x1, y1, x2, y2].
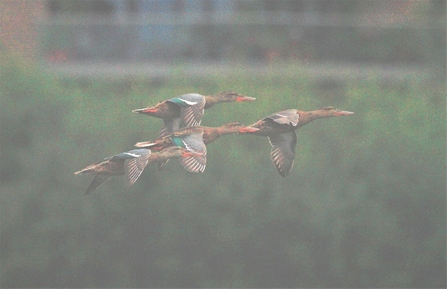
[75, 147, 200, 194]
[249, 107, 354, 177]
[134, 123, 258, 172]
[250, 108, 353, 136]
[135, 122, 259, 150]
[133, 92, 256, 137]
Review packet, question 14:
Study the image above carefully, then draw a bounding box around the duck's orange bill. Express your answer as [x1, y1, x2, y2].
[132, 107, 156, 114]
[334, 110, 354, 116]
[236, 96, 256, 102]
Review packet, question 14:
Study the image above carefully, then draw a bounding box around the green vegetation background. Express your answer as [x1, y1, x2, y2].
[1, 54, 445, 288]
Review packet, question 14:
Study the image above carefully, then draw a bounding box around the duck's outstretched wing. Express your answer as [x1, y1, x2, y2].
[159, 118, 182, 138]
[85, 175, 111, 195]
[178, 132, 207, 173]
[181, 100, 205, 127]
[168, 93, 206, 127]
[268, 130, 297, 177]
[158, 129, 205, 171]
[180, 153, 206, 173]
[123, 149, 152, 186]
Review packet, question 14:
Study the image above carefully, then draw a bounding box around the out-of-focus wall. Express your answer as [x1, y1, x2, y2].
[2, 0, 443, 80]
[1, 0, 45, 61]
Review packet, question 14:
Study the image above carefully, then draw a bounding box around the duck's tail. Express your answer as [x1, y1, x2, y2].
[74, 164, 97, 175]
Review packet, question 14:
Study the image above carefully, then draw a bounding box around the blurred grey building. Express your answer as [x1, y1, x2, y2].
[3, 0, 445, 78]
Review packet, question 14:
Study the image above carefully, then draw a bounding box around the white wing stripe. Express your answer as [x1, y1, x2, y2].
[178, 98, 198, 105]
[123, 152, 141, 158]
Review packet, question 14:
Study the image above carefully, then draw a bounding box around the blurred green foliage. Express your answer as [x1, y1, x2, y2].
[1, 53, 445, 288]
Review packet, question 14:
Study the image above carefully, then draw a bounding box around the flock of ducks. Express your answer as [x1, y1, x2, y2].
[75, 91, 354, 195]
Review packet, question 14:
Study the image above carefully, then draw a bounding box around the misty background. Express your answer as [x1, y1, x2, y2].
[1, 0, 446, 287]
